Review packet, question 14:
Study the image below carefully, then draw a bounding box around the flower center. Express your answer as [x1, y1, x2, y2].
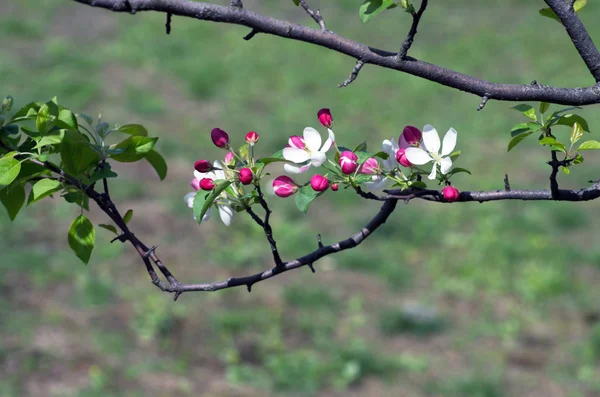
[430, 152, 442, 163]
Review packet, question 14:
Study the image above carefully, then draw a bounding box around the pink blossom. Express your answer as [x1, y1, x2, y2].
[239, 168, 253, 185]
[211, 128, 229, 148]
[331, 183, 339, 191]
[245, 131, 259, 145]
[190, 178, 201, 191]
[395, 148, 413, 167]
[360, 158, 380, 175]
[272, 176, 298, 198]
[443, 186, 460, 202]
[339, 151, 358, 174]
[200, 178, 215, 191]
[289, 135, 306, 149]
[310, 174, 329, 192]
[194, 159, 212, 173]
[224, 151, 234, 164]
[317, 108, 333, 128]
[402, 126, 422, 146]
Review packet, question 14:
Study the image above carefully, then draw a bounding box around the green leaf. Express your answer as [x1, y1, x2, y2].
[561, 166, 570, 175]
[352, 174, 375, 184]
[295, 185, 320, 213]
[507, 131, 534, 151]
[33, 129, 65, 149]
[257, 150, 286, 165]
[553, 114, 590, 132]
[539, 102, 550, 114]
[539, 7, 560, 22]
[353, 141, 367, 152]
[577, 140, 600, 151]
[359, 0, 397, 23]
[450, 150, 461, 160]
[448, 167, 472, 176]
[77, 113, 94, 126]
[36, 100, 59, 134]
[68, 214, 95, 265]
[511, 104, 537, 121]
[570, 122, 584, 146]
[0, 183, 25, 220]
[118, 124, 148, 137]
[1, 96, 13, 114]
[373, 151, 390, 160]
[144, 150, 168, 181]
[28, 178, 62, 205]
[292, 0, 299, 5]
[539, 137, 565, 150]
[110, 136, 158, 162]
[61, 130, 101, 176]
[13, 161, 48, 185]
[57, 106, 78, 131]
[98, 224, 118, 235]
[1, 124, 19, 136]
[355, 151, 374, 164]
[0, 154, 21, 188]
[11, 102, 41, 122]
[510, 122, 541, 137]
[88, 166, 118, 185]
[123, 209, 133, 224]
[193, 180, 232, 223]
[573, 153, 584, 165]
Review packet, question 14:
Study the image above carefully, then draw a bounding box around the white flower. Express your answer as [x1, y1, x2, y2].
[282, 127, 335, 174]
[405, 125, 457, 180]
[184, 160, 234, 226]
[363, 138, 406, 190]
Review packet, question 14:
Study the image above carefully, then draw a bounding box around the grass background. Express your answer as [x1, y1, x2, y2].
[2, 0, 600, 396]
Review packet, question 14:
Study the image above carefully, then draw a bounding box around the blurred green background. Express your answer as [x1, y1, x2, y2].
[2, 1, 600, 396]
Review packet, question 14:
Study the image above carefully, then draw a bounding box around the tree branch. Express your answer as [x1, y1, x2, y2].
[545, 0, 600, 82]
[398, 0, 428, 60]
[71, 0, 600, 106]
[297, 0, 328, 32]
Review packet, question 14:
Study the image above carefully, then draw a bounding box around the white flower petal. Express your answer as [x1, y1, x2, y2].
[422, 124, 440, 153]
[398, 134, 411, 149]
[364, 175, 387, 190]
[320, 129, 335, 153]
[282, 147, 310, 163]
[184, 192, 196, 208]
[440, 156, 453, 174]
[405, 147, 433, 165]
[310, 151, 327, 167]
[441, 128, 457, 156]
[381, 139, 397, 171]
[218, 204, 234, 226]
[284, 162, 310, 174]
[202, 207, 213, 223]
[428, 164, 437, 180]
[303, 127, 322, 152]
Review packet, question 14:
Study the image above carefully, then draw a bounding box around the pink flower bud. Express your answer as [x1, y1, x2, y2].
[339, 151, 358, 175]
[245, 131, 259, 145]
[331, 183, 339, 191]
[239, 167, 253, 185]
[289, 135, 306, 149]
[402, 126, 422, 145]
[273, 176, 298, 198]
[200, 178, 215, 191]
[211, 128, 230, 148]
[442, 186, 460, 202]
[395, 148, 413, 167]
[310, 174, 329, 192]
[317, 108, 333, 128]
[194, 159, 212, 173]
[360, 158, 380, 175]
[224, 151, 235, 164]
[190, 178, 201, 191]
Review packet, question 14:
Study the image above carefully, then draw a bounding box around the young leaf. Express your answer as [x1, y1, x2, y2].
[573, 153, 584, 165]
[353, 141, 368, 152]
[507, 131, 534, 151]
[539, 137, 565, 150]
[570, 122, 584, 145]
[144, 150, 168, 181]
[28, 178, 62, 205]
[0, 155, 21, 188]
[33, 129, 65, 149]
[511, 104, 537, 121]
[88, 166, 118, 185]
[193, 180, 232, 223]
[553, 114, 590, 132]
[36, 100, 59, 134]
[123, 209, 133, 224]
[539, 102, 549, 114]
[61, 130, 101, 176]
[118, 124, 148, 137]
[98, 224, 118, 235]
[0, 183, 25, 220]
[359, 0, 397, 23]
[577, 140, 600, 151]
[110, 136, 158, 162]
[11, 102, 42, 123]
[68, 214, 95, 265]
[257, 150, 286, 165]
[448, 167, 472, 176]
[561, 166, 570, 175]
[373, 151, 390, 160]
[295, 185, 320, 213]
[355, 151, 374, 164]
[57, 106, 78, 131]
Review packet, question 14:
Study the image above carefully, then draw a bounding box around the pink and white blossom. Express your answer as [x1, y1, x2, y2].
[405, 125, 457, 180]
[283, 127, 335, 174]
[272, 175, 299, 198]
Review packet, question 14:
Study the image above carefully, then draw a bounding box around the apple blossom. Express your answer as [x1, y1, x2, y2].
[395, 148, 412, 167]
[283, 127, 335, 174]
[360, 157, 380, 175]
[402, 126, 422, 146]
[245, 131, 259, 145]
[224, 151, 234, 164]
[339, 151, 358, 174]
[272, 176, 299, 198]
[211, 127, 230, 148]
[331, 183, 339, 191]
[200, 178, 215, 191]
[239, 167, 253, 185]
[317, 108, 333, 128]
[310, 174, 329, 192]
[405, 125, 457, 180]
[443, 186, 460, 202]
[194, 159, 212, 173]
[190, 178, 201, 191]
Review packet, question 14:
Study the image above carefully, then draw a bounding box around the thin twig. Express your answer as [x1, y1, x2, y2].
[338, 60, 365, 88]
[477, 95, 489, 111]
[398, 0, 429, 59]
[165, 12, 172, 34]
[297, 0, 328, 32]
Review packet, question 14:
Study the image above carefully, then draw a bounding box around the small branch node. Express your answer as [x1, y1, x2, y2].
[246, 283, 253, 293]
[298, 0, 328, 31]
[338, 60, 365, 88]
[173, 291, 183, 301]
[165, 12, 172, 34]
[230, 0, 243, 8]
[477, 95, 489, 111]
[504, 174, 511, 191]
[243, 29, 259, 41]
[307, 263, 316, 273]
[317, 234, 324, 248]
[144, 245, 158, 259]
